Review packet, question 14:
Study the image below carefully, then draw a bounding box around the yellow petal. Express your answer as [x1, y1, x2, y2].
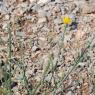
[63, 16, 72, 24]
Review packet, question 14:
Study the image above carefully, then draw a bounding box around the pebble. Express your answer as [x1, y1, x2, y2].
[38, 17, 47, 23]
[44, 73, 52, 82]
[15, 31, 26, 37]
[77, 62, 86, 67]
[32, 45, 40, 52]
[37, 0, 49, 4]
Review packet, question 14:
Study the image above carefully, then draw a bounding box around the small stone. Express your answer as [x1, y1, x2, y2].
[16, 31, 26, 37]
[37, 0, 49, 4]
[38, 17, 47, 23]
[39, 37, 46, 41]
[44, 73, 52, 82]
[77, 62, 86, 67]
[32, 45, 40, 52]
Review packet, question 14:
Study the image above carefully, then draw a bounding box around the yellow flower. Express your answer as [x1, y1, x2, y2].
[62, 16, 72, 25]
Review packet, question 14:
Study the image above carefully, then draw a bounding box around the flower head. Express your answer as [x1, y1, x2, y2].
[62, 16, 72, 25]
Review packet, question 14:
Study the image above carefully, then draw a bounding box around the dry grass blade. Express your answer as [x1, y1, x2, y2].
[51, 34, 95, 93]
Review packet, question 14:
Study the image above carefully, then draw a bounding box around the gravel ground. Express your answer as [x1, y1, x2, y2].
[0, 0, 95, 95]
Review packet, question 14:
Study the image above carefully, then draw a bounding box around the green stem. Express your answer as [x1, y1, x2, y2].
[8, 23, 12, 95]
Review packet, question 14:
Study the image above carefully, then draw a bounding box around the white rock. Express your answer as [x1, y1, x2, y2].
[32, 45, 39, 52]
[16, 31, 26, 37]
[44, 73, 52, 82]
[77, 62, 86, 67]
[38, 0, 49, 4]
[38, 17, 47, 23]
[39, 37, 46, 41]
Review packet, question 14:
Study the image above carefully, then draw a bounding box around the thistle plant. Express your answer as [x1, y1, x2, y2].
[60, 15, 73, 50]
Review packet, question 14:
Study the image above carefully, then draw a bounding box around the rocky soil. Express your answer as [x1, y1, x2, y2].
[0, 0, 95, 95]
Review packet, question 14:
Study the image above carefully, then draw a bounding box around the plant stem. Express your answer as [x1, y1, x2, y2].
[8, 23, 12, 95]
